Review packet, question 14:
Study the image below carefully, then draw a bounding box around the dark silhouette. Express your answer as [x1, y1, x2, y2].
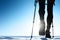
[35, 0, 55, 38]
[46, 0, 55, 38]
[38, 0, 45, 36]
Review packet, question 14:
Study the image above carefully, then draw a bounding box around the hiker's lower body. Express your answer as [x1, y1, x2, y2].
[39, 1, 53, 38]
[39, 1, 45, 35]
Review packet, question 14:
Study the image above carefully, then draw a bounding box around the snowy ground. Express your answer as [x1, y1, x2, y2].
[0, 36, 60, 40]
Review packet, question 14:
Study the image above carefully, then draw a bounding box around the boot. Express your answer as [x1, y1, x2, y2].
[45, 30, 51, 38]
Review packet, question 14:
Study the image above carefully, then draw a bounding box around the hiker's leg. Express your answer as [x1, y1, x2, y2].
[46, 3, 53, 38]
[39, 0, 45, 35]
[47, 4, 53, 32]
[39, 0, 45, 20]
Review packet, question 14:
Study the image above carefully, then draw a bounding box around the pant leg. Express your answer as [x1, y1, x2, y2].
[47, 3, 53, 31]
[39, 0, 45, 35]
[39, 0, 45, 20]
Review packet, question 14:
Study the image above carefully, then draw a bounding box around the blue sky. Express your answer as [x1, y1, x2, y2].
[0, 0, 60, 36]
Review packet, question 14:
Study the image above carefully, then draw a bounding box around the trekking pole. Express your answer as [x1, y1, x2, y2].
[52, 2, 55, 38]
[30, 2, 37, 40]
[52, 3, 55, 38]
